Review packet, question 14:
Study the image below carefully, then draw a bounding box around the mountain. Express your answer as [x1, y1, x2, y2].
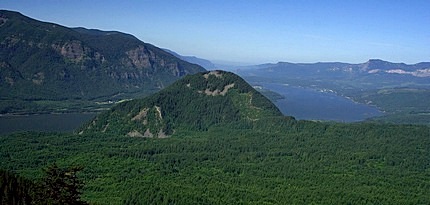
[0, 10, 205, 112]
[239, 59, 430, 79]
[237, 59, 430, 92]
[360, 59, 430, 77]
[81, 70, 284, 137]
[163, 48, 216, 70]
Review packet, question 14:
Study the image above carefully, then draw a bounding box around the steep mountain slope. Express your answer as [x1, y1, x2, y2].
[81, 70, 284, 136]
[0, 10, 205, 110]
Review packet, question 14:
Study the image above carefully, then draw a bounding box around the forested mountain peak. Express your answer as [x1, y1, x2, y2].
[0, 10, 205, 111]
[81, 70, 284, 137]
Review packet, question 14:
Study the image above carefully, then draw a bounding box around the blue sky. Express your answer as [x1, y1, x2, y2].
[2, 0, 429, 64]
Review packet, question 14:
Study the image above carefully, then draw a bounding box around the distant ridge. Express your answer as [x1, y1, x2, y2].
[163, 48, 216, 70]
[237, 59, 430, 79]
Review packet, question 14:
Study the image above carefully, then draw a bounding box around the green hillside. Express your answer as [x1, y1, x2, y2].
[0, 10, 205, 114]
[354, 88, 430, 124]
[81, 70, 284, 136]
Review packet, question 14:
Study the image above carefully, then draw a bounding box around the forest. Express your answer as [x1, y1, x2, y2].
[1, 119, 429, 204]
[2, 71, 430, 204]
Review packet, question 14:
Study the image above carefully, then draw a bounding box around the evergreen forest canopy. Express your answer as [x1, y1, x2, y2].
[1, 71, 430, 204]
[1, 123, 429, 204]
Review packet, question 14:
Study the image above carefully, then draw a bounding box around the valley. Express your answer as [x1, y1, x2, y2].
[1, 11, 429, 125]
[257, 83, 382, 122]
[236, 60, 430, 124]
[2, 70, 429, 204]
[1, 9, 430, 205]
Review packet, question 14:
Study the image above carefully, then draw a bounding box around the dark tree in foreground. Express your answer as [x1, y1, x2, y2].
[1, 164, 88, 205]
[0, 169, 33, 205]
[36, 164, 88, 205]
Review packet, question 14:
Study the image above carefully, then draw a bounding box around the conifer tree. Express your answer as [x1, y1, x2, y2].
[37, 164, 88, 205]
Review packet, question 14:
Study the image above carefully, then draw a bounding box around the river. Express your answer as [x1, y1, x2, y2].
[261, 83, 383, 122]
[0, 113, 96, 135]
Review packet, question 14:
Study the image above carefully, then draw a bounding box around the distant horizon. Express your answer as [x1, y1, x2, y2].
[210, 58, 430, 67]
[2, 0, 429, 64]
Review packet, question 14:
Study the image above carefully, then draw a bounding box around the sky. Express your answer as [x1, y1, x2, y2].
[2, 0, 430, 64]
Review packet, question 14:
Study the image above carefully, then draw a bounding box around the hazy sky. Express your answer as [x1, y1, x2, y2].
[2, 0, 429, 64]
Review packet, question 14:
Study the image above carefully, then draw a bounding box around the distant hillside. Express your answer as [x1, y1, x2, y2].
[81, 70, 284, 136]
[239, 59, 430, 80]
[0, 10, 205, 113]
[163, 48, 216, 70]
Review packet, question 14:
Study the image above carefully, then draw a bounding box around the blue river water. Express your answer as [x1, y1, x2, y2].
[261, 83, 383, 122]
[0, 113, 96, 135]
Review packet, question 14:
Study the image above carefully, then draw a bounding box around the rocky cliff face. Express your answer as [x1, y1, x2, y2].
[0, 10, 205, 103]
[51, 40, 106, 64]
